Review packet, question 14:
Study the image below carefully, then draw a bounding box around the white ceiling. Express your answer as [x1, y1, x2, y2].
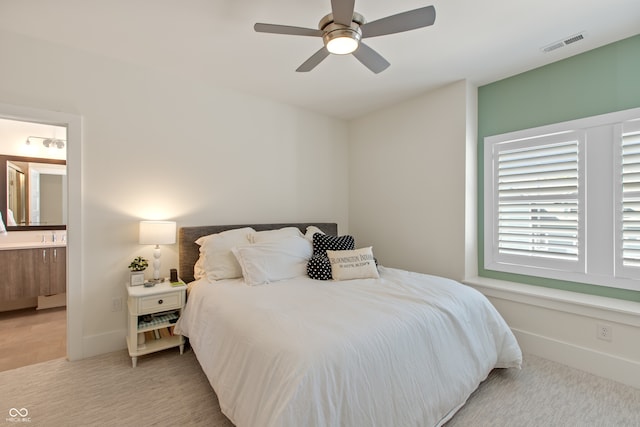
[1, 0, 639, 120]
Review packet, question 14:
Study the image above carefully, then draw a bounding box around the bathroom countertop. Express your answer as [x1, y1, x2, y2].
[0, 241, 67, 250]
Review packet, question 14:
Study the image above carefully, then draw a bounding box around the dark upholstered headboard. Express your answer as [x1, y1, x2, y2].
[178, 222, 338, 283]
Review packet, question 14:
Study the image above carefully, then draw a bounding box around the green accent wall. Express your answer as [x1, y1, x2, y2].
[478, 34, 640, 302]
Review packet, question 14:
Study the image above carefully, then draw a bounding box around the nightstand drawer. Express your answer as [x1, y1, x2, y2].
[138, 292, 182, 314]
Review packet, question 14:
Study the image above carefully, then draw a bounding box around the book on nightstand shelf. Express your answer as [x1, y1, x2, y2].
[141, 326, 176, 344]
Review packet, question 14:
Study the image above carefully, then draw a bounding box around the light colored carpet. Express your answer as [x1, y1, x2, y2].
[0, 349, 638, 427]
[0, 349, 232, 427]
[446, 355, 640, 427]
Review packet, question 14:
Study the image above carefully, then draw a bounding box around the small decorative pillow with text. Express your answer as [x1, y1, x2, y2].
[326, 247, 380, 281]
[232, 236, 312, 285]
[195, 227, 255, 280]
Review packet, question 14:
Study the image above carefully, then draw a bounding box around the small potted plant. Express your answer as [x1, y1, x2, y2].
[128, 256, 148, 286]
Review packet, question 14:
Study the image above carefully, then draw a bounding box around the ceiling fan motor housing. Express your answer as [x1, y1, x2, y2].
[318, 12, 365, 30]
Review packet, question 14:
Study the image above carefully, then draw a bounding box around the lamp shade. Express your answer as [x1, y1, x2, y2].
[139, 220, 176, 245]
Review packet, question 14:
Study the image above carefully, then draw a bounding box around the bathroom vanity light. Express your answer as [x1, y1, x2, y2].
[26, 136, 66, 149]
[139, 220, 176, 283]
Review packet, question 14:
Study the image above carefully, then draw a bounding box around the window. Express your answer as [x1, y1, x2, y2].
[616, 119, 640, 279]
[484, 107, 640, 291]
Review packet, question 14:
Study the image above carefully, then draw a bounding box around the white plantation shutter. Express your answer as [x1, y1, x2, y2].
[485, 129, 586, 278]
[497, 140, 580, 261]
[620, 126, 640, 270]
[485, 108, 640, 291]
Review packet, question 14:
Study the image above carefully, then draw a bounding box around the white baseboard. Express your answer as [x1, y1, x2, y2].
[513, 329, 640, 389]
[465, 276, 640, 390]
[81, 328, 127, 359]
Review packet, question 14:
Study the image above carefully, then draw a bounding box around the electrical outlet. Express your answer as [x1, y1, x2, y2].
[111, 297, 123, 312]
[596, 323, 612, 342]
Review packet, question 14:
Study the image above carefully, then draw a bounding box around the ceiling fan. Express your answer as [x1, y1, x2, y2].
[254, 0, 436, 74]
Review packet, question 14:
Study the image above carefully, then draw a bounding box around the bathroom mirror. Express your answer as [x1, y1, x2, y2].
[1, 154, 66, 230]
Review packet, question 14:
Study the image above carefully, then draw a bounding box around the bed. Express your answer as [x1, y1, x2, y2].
[175, 223, 522, 427]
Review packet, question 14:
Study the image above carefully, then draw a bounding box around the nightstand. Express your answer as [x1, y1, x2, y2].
[125, 281, 186, 367]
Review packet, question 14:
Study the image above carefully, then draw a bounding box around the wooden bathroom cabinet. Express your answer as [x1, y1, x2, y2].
[0, 247, 66, 301]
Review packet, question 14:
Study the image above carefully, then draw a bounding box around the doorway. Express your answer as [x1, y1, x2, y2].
[0, 102, 82, 365]
[0, 117, 67, 371]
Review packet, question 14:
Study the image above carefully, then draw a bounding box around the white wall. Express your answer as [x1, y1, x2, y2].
[0, 29, 349, 357]
[466, 277, 640, 389]
[348, 80, 471, 281]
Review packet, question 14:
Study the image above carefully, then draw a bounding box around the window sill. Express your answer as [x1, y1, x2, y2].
[463, 276, 640, 327]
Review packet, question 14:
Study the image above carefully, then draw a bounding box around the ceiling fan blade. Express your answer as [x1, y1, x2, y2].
[361, 5, 436, 38]
[331, 0, 356, 26]
[352, 42, 390, 74]
[254, 23, 323, 37]
[296, 47, 330, 72]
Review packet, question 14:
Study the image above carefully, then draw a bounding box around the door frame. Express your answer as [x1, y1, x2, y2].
[0, 102, 82, 361]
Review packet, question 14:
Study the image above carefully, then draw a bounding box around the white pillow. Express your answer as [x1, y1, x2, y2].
[193, 257, 206, 280]
[304, 225, 325, 241]
[326, 247, 379, 281]
[250, 227, 303, 243]
[195, 227, 255, 280]
[232, 236, 313, 286]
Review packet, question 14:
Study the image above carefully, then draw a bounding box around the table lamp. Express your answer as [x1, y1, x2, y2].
[139, 220, 176, 283]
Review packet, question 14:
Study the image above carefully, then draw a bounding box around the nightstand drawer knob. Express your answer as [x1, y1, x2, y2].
[158, 299, 163, 304]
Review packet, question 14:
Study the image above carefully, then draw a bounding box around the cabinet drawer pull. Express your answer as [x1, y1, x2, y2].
[42, 249, 46, 263]
[54, 249, 57, 261]
[158, 299, 163, 305]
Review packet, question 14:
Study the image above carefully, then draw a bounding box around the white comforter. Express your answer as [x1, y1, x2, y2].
[175, 266, 522, 427]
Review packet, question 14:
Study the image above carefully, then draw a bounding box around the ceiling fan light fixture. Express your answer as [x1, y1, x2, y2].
[326, 34, 358, 54]
[323, 26, 362, 55]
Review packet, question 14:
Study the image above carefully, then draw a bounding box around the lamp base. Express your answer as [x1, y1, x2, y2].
[152, 245, 162, 284]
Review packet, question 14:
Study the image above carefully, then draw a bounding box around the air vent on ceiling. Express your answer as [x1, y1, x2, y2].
[541, 32, 586, 53]
[564, 34, 584, 45]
